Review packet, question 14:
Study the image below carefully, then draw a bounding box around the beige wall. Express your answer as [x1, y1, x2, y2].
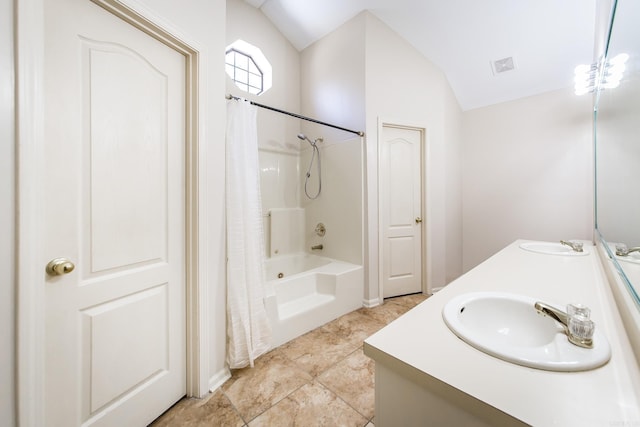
[300, 11, 465, 299]
[596, 73, 640, 245]
[300, 13, 366, 141]
[461, 88, 593, 271]
[443, 88, 464, 284]
[300, 14, 366, 265]
[364, 12, 464, 296]
[226, 0, 301, 150]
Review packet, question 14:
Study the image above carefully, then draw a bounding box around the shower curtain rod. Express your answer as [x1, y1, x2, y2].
[226, 94, 365, 137]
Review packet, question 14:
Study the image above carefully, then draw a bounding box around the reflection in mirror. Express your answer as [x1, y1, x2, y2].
[595, 0, 640, 307]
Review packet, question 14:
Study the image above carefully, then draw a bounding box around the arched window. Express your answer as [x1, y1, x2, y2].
[225, 40, 272, 95]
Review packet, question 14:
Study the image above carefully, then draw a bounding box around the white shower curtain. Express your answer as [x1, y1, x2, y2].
[225, 99, 272, 369]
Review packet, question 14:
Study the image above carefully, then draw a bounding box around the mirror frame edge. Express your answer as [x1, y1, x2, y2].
[594, 0, 640, 361]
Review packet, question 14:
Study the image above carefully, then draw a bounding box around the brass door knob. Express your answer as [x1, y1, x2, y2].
[415, 217, 423, 224]
[46, 258, 75, 276]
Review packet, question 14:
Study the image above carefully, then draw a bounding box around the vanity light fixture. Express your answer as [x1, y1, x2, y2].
[574, 53, 629, 95]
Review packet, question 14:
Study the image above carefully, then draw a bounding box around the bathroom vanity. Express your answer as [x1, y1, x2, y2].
[364, 240, 640, 426]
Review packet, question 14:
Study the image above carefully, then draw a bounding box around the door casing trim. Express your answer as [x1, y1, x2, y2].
[377, 119, 431, 302]
[16, 0, 209, 424]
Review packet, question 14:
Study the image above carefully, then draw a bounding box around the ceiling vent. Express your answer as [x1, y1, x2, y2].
[491, 56, 516, 75]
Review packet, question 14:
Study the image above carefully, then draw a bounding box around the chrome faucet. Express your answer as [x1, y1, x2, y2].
[535, 302, 568, 327]
[560, 240, 584, 252]
[615, 243, 640, 257]
[311, 244, 323, 250]
[534, 302, 594, 348]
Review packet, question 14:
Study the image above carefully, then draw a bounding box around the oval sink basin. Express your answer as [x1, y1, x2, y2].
[616, 251, 640, 265]
[442, 292, 611, 371]
[606, 242, 640, 265]
[520, 241, 589, 256]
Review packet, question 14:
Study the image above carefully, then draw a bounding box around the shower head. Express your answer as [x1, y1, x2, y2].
[297, 133, 323, 145]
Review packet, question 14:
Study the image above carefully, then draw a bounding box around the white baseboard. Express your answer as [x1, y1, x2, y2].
[208, 368, 231, 393]
[363, 297, 381, 308]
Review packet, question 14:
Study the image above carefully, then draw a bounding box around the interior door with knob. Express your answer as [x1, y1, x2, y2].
[380, 124, 424, 298]
[43, 0, 186, 425]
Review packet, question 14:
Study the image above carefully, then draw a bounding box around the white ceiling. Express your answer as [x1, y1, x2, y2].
[244, 0, 597, 110]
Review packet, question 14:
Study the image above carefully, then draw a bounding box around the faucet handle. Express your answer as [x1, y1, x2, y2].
[569, 316, 594, 337]
[568, 316, 595, 347]
[566, 303, 594, 348]
[567, 303, 590, 320]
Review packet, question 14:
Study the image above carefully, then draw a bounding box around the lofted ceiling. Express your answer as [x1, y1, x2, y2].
[243, 0, 596, 110]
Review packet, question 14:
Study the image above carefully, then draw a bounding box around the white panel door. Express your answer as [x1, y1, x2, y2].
[43, 0, 186, 425]
[380, 125, 423, 298]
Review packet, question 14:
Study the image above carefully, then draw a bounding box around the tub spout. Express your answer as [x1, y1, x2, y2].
[311, 244, 323, 250]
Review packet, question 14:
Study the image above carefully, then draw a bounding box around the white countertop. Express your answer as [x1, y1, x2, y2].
[364, 240, 640, 426]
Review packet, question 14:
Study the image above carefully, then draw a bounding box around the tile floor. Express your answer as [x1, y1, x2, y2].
[151, 293, 428, 427]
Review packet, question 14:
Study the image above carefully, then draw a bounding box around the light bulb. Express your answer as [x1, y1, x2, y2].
[604, 71, 623, 83]
[609, 53, 629, 65]
[606, 62, 626, 75]
[601, 80, 620, 89]
[574, 75, 590, 85]
[574, 64, 591, 74]
[574, 79, 591, 90]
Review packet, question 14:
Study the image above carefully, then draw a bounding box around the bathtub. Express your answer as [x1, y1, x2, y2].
[264, 252, 363, 348]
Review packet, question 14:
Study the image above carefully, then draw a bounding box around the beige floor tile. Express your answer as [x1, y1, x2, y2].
[278, 327, 359, 377]
[322, 310, 386, 347]
[221, 350, 312, 422]
[150, 391, 245, 427]
[361, 301, 412, 325]
[150, 296, 417, 426]
[388, 293, 429, 309]
[248, 381, 368, 427]
[318, 348, 375, 419]
[359, 293, 428, 326]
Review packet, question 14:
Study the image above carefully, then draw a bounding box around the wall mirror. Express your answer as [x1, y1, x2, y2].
[595, 0, 640, 309]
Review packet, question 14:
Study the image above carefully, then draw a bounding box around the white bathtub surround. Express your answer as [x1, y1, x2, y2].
[365, 240, 640, 426]
[269, 207, 305, 256]
[263, 138, 365, 348]
[264, 253, 363, 348]
[226, 100, 272, 369]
